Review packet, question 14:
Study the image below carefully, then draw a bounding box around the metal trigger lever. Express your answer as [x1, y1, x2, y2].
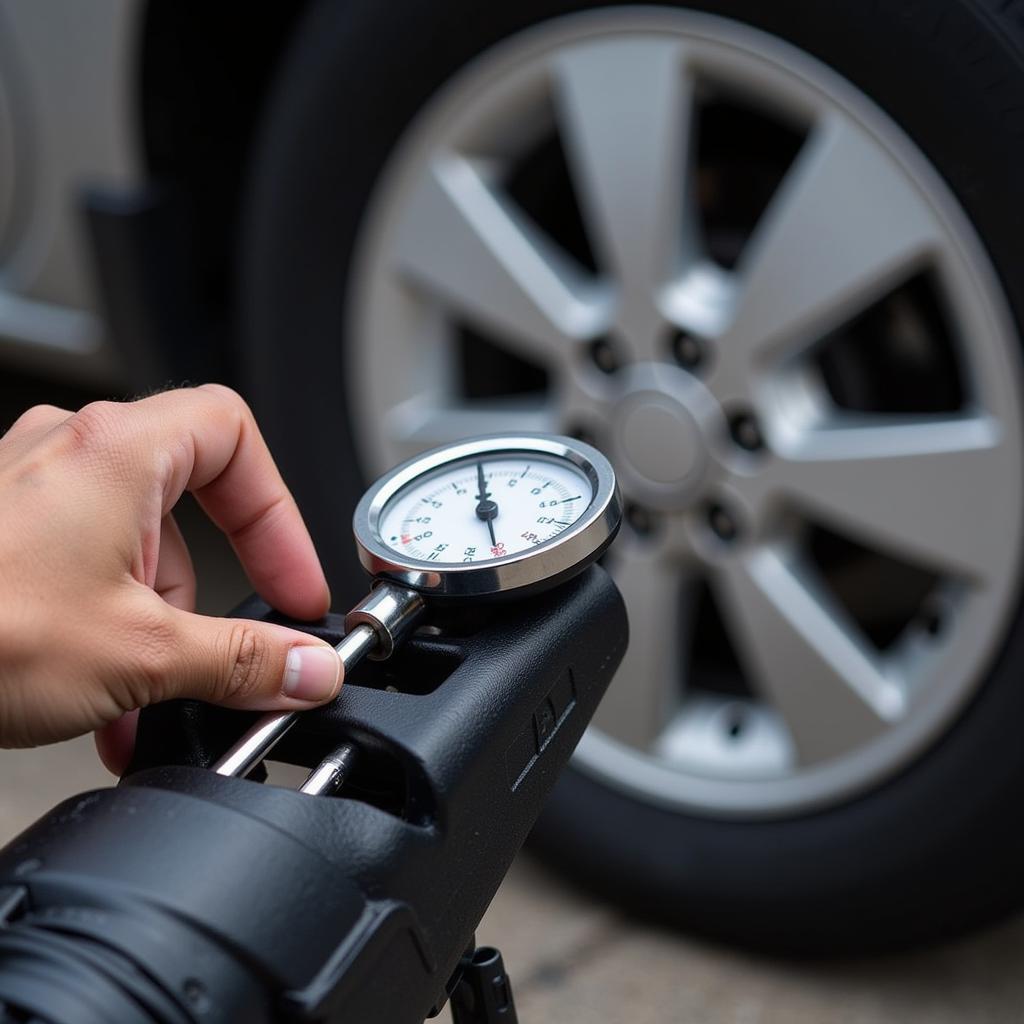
[211, 584, 425, 781]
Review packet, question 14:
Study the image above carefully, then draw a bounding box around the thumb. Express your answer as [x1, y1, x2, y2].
[156, 606, 343, 710]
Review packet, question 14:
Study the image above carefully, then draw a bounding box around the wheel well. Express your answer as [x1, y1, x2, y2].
[136, 1, 311, 364]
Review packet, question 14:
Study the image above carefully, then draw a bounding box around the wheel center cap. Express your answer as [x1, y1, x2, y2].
[620, 401, 702, 484]
[609, 364, 718, 510]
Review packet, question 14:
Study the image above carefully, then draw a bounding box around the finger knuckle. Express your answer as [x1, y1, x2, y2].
[63, 401, 124, 453]
[221, 623, 270, 701]
[201, 383, 252, 420]
[11, 404, 67, 434]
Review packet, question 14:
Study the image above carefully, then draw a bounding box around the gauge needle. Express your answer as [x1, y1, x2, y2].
[475, 462, 499, 546]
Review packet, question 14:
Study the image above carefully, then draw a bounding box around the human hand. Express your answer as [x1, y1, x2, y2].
[0, 385, 341, 773]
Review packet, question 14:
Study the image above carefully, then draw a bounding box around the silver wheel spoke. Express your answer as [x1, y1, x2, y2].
[709, 115, 940, 400]
[353, 11, 1024, 815]
[713, 547, 903, 765]
[393, 154, 609, 367]
[385, 398, 555, 462]
[591, 538, 695, 750]
[555, 37, 693, 359]
[772, 414, 1003, 580]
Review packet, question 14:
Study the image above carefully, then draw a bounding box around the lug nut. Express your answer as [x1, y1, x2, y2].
[920, 600, 946, 638]
[671, 330, 704, 372]
[569, 424, 598, 448]
[729, 413, 764, 452]
[588, 338, 619, 374]
[707, 503, 739, 543]
[626, 502, 655, 537]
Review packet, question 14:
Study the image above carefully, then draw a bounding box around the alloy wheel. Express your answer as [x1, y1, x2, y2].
[346, 9, 1024, 816]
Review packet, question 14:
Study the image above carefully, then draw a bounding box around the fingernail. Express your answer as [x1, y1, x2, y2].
[282, 645, 341, 702]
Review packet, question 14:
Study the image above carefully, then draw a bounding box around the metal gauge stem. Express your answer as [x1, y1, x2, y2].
[212, 434, 621, 781]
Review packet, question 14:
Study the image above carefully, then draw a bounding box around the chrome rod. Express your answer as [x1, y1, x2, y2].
[212, 626, 377, 777]
[211, 584, 425, 778]
[299, 742, 359, 796]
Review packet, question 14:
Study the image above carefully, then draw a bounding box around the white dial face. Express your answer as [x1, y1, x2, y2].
[377, 454, 593, 565]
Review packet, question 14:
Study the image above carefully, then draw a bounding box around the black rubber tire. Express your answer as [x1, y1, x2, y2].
[239, 0, 1024, 953]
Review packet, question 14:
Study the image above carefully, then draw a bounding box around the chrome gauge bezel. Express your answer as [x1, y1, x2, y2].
[353, 434, 621, 599]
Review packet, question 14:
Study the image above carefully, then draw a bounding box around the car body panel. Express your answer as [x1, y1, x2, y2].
[0, 0, 140, 382]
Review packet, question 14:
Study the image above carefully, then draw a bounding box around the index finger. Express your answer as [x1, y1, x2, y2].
[87, 384, 330, 620]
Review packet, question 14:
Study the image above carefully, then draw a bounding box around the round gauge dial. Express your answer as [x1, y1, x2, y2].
[353, 434, 621, 599]
[377, 454, 592, 564]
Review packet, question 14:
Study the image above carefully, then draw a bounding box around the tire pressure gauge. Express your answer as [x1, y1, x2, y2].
[212, 435, 621, 789]
[355, 434, 619, 597]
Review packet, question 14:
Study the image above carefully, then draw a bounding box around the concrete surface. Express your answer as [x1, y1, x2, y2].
[2, 380, 1024, 1021]
[475, 859, 1024, 1024]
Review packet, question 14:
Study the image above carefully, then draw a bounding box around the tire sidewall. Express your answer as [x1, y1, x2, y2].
[239, 0, 1024, 949]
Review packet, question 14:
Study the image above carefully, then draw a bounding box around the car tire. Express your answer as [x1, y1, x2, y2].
[239, 0, 1024, 952]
